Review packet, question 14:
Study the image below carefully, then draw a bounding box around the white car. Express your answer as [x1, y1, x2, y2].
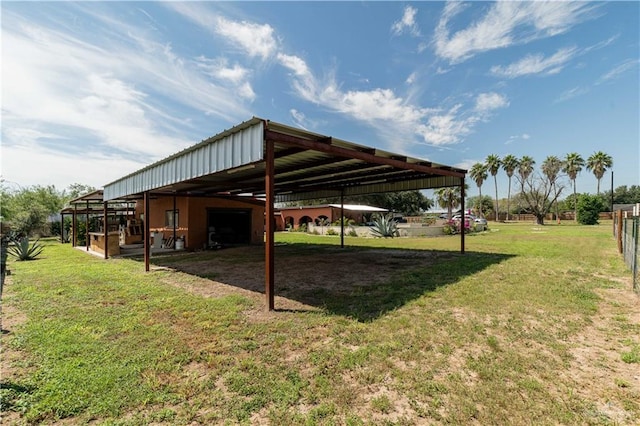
[452, 214, 487, 226]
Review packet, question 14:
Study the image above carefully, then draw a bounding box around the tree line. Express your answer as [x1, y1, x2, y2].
[0, 182, 96, 237]
[435, 151, 623, 225]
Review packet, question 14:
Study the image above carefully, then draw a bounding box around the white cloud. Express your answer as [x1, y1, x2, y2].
[505, 133, 531, 145]
[597, 59, 639, 84]
[391, 5, 420, 36]
[277, 53, 311, 77]
[490, 47, 577, 78]
[555, 86, 590, 103]
[215, 16, 278, 60]
[165, 3, 278, 60]
[1, 5, 258, 188]
[278, 53, 509, 148]
[196, 57, 249, 83]
[194, 56, 255, 101]
[416, 106, 471, 145]
[475, 92, 509, 114]
[406, 72, 417, 84]
[1, 144, 146, 190]
[290, 109, 308, 130]
[434, 1, 595, 63]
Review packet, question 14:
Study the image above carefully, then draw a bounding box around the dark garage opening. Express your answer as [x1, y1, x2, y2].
[207, 208, 252, 246]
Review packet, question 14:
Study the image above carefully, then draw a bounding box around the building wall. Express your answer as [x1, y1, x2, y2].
[277, 206, 366, 230]
[136, 196, 264, 249]
[187, 197, 265, 248]
[278, 206, 333, 230]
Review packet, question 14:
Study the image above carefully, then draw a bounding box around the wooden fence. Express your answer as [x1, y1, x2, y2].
[614, 210, 639, 293]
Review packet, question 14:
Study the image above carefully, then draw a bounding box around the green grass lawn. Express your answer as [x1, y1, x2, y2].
[1, 222, 638, 425]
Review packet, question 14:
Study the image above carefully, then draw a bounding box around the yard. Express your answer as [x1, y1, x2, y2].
[1, 223, 639, 425]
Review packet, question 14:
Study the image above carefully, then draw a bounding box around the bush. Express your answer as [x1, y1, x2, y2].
[326, 228, 339, 236]
[576, 194, 604, 225]
[443, 219, 473, 235]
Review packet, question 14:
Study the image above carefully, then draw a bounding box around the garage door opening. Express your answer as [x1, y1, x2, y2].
[207, 208, 252, 246]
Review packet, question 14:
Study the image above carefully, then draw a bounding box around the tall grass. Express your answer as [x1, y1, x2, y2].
[1, 222, 637, 425]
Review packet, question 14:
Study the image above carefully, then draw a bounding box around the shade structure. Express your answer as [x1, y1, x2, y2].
[99, 117, 467, 310]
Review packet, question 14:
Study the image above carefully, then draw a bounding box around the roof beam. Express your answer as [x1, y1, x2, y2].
[265, 130, 465, 178]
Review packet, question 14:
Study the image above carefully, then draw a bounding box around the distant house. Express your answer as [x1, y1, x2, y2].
[276, 204, 387, 230]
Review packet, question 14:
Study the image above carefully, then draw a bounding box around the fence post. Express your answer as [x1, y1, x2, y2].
[634, 217, 639, 293]
[0, 235, 8, 299]
[617, 210, 623, 254]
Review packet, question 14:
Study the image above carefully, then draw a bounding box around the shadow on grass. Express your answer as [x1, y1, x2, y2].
[0, 380, 35, 411]
[149, 244, 514, 322]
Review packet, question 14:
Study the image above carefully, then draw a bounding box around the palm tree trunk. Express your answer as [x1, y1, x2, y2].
[494, 176, 499, 222]
[507, 177, 512, 221]
[573, 179, 577, 221]
[554, 182, 560, 223]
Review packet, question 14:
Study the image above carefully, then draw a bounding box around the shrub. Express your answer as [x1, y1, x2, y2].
[576, 194, 604, 225]
[326, 228, 338, 236]
[443, 219, 475, 235]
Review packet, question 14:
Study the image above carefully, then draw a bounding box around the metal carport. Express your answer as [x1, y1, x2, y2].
[103, 117, 467, 311]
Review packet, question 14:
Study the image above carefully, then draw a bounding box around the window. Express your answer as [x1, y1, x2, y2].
[165, 210, 179, 228]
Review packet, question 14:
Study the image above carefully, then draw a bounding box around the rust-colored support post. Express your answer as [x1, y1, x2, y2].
[460, 178, 465, 254]
[173, 194, 177, 250]
[340, 190, 345, 248]
[72, 205, 77, 247]
[144, 191, 150, 272]
[617, 209, 623, 254]
[265, 139, 275, 311]
[103, 201, 109, 260]
[86, 200, 90, 251]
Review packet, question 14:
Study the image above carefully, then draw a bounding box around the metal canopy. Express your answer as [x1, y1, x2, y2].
[103, 117, 466, 202]
[99, 117, 467, 312]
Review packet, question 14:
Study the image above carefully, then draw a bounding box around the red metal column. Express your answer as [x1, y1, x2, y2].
[72, 205, 77, 247]
[85, 200, 90, 251]
[103, 201, 109, 259]
[265, 139, 275, 311]
[460, 178, 465, 254]
[60, 213, 65, 244]
[144, 191, 150, 272]
[173, 194, 177, 250]
[340, 190, 345, 248]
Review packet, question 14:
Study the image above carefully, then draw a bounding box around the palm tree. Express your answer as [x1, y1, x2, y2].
[469, 163, 488, 217]
[434, 186, 461, 220]
[586, 151, 613, 195]
[563, 152, 585, 221]
[501, 154, 519, 221]
[518, 156, 536, 182]
[485, 154, 501, 221]
[542, 156, 563, 222]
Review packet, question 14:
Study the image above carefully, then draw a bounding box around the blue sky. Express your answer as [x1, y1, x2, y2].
[2, 1, 638, 200]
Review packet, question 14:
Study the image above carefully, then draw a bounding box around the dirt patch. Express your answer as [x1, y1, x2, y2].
[1, 274, 30, 426]
[154, 245, 453, 318]
[564, 279, 640, 423]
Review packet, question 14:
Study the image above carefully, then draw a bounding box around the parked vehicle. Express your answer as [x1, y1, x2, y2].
[452, 213, 487, 226]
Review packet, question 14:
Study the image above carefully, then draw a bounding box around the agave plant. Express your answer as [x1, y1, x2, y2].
[369, 213, 399, 238]
[8, 237, 44, 261]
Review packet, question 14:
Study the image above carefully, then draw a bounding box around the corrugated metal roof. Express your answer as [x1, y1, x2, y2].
[103, 117, 466, 202]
